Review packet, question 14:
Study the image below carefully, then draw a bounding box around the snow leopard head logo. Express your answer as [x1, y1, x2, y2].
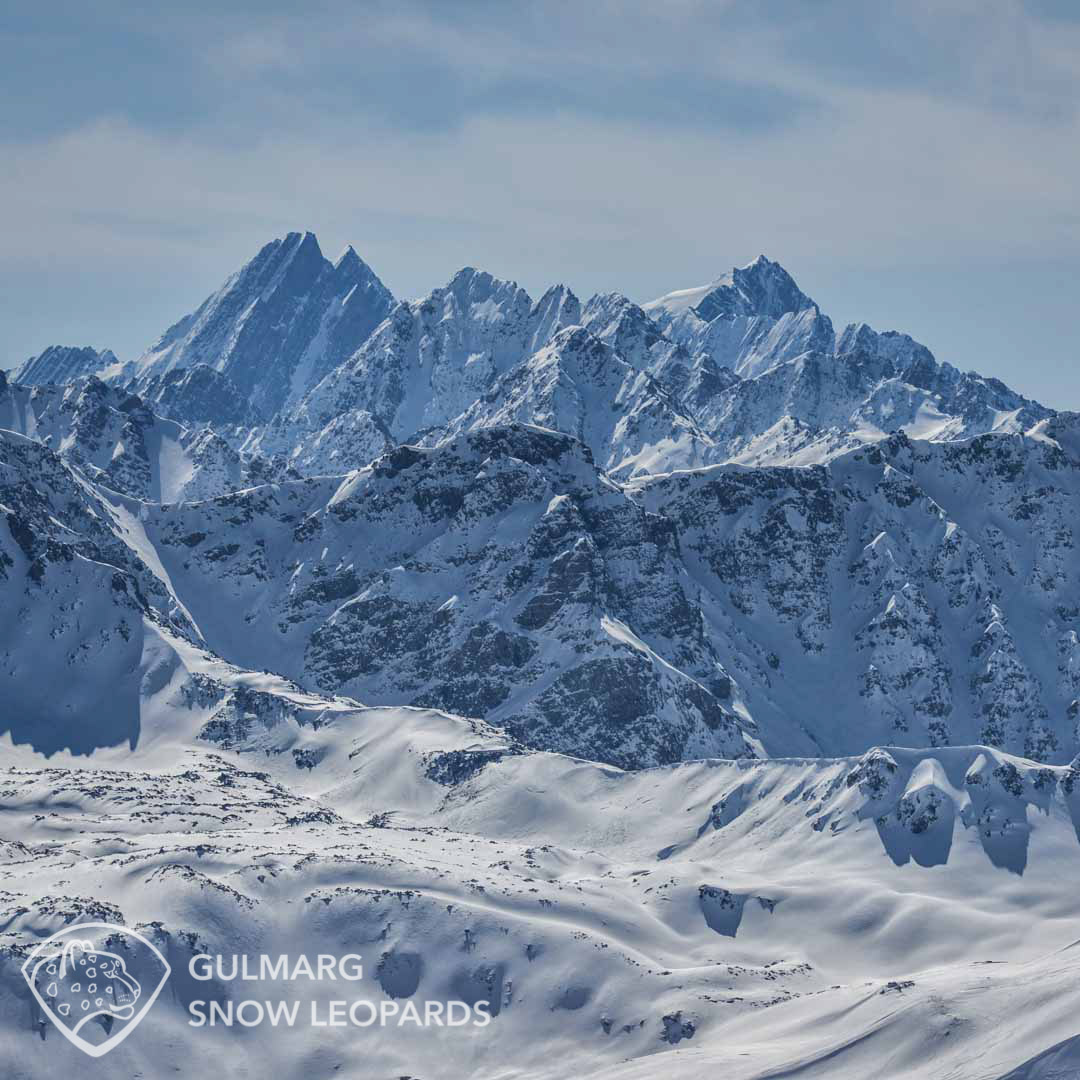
[22, 923, 171, 1058]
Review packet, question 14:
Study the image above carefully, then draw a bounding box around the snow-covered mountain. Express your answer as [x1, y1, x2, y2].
[6, 403, 1080, 770]
[0, 372, 273, 502]
[645, 255, 825, 379]
[14, 344, 117, 385]
[258, 243, 1048, 478]
[643, 258, 1050, 466]
[4, 236, 1080, 1079]
[108, 232, 394, 421]
[17, 237, 1051, 479]
[435, 326, 719, 476]
[286, 270, 575, 430]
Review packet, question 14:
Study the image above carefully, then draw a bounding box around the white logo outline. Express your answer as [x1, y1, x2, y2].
[21, 921, 171, 1058]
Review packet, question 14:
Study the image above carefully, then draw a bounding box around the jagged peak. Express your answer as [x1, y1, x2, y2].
[702, 256, 814, 322]
[530, 283, 581, 320]
[237, 231, 324, 285]
[533, 282, 578, 306]
[334, 244, 361, 269]
[645, 255, 815, 323]
[437, 266, 530, 309]
[293, 229, 322, 254]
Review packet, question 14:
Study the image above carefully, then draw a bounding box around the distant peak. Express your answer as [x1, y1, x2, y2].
[449, 265, 484, 285]
[296, 230, 322, 256]
[441, 266, 527, 308]
[538, 282, 574, 298]
[13, 344, 115, 386]
[646, 255, 814, 323]
[700, 257, 813, 322]
[533, 283, 579, 311]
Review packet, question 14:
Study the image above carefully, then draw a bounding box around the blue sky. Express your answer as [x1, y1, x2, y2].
[2, 1, 1078, 405]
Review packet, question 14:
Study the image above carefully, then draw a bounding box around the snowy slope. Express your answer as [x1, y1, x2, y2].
[4, 711, 1080, 1078]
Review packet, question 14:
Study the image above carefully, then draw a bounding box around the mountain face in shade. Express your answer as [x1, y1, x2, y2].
[13, 344, 117, 385]
[135, 363, 262, 431]
[114, 231, 394, 420]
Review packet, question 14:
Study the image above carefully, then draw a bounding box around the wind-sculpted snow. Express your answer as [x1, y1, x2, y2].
[5, 704, 1080, 1078]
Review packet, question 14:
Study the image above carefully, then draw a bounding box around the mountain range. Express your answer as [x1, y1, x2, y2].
[3, 234, 1080, 1079]
[3, 233, 1071, 768]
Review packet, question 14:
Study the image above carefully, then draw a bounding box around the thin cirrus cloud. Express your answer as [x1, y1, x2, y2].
[1, 1, 1078, 407]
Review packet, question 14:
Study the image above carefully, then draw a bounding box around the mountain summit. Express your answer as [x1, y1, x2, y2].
[115, 231, 394, 421]
[646, 255, 816, 323]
